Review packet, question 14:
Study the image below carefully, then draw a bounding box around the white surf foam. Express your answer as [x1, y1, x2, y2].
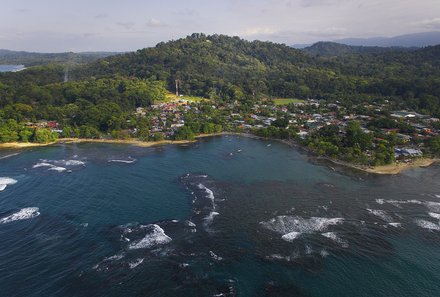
[63, 160, 86, 166]
[320, 250, 329, 257]
[209, 251, 223, 261]
[0, 177, 17, 191]
[104, 253, 125, 262]
[367, 209, 393, 222]
[260, 216, 344, 236]
[108, 159, 136, 164]
[425, 201, 440, 213]
[321, 232, 349, 247]
[48, 166, 67, 172]
[415, 219, 440, 231]
[185, 220, 196, 227]
[0, 153, 20, 160]
[0, 207, 40, 224]
[281, 231, 301, 242]
[388, 223, 402, 228]
[32, 162, 53, 168]
[375, 199, 385, 205]
[128, 224, 172, 250]
[203, 211, 219, 227]
[197, 183, 215, 201]
[429, 212, 440, 220]
[129, 258, 144, 269]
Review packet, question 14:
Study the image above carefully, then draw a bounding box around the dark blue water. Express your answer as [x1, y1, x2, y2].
[0, 65, 25, 72]
[1, 136, 440, 297]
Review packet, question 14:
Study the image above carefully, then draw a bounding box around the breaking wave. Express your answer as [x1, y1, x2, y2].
[0, 152, 20, 160]
[281, 231, 302, 242]
[0, 207, 40, 224]
[260, 216, 344, 240]
[203, 211, 219, 227]
[0, 177, 17, 191]
[48, 166, 67, 172]
[375, 199, 440, 213]
[128, 224, 172, 250]
[321, 232, 349, 247]
[33, 159, 85, 172]
[367, 209, 393, 222]
[429, 212, 440, 220]
[415, 219, 440, 231]
[63, 160, 86, 166]
[108, 158, 136, 164]
[197, 183, 215, 202]
[128, 258, 144, 269]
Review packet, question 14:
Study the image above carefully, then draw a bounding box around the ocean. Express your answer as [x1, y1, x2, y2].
[0, 65, 26, 72]
[0, 136, 439, 296]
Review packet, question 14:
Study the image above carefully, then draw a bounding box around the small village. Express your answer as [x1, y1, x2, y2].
[129, 96, 440, 162]
[20, 94, 440, 167]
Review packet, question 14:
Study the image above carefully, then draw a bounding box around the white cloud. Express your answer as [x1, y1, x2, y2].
[413, 18, 440, 30]
[146, 18, 167, 28]
[240, 27, 276, 37]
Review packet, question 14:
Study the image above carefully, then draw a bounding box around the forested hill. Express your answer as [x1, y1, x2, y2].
[302, 42, 416, 57]
[70, 33, 440, 113]
[74, 33, 315, 100]
[1, 33, 440, 115]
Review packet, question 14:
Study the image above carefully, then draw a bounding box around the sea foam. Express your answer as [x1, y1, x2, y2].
[63, 160, 86, 166]
[428, 212, 440, 220]
[415, 219, 440, 231]
[0, 207, 40, 224]
[48, 166, 67, 172]
[128, 258, 144, 269]
[203, 211, 219, 227]
[0, 177, 17, 191]
[261, 216, 344, 241]
[197, 183, 215, 201]
[366, 209, 393, 222]
[281, 231, 301, 242]
[108, 159, 136, 164]
[128, 224, 172, 250]
[322, 232, 349, 247]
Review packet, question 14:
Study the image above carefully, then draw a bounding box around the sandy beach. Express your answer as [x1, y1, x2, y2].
[362, 158, 439, 174]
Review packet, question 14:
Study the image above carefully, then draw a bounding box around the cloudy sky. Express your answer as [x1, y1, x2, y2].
[1, 0, 439, 52]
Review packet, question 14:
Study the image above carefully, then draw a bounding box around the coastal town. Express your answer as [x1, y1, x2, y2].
[11, 94, 439, 171]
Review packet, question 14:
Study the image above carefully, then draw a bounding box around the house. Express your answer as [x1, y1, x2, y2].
[395, 148, 423, 158]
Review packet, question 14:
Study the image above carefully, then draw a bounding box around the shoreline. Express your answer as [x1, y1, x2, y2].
[0, 132, 239, 149]
[313, 155, 439, 175]
[1, 133, 438, 175]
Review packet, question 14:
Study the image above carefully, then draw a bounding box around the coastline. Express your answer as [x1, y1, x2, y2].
[1, 133, 438, 175]
[314, 155, 439, 175]
[0, 132, 238, 149]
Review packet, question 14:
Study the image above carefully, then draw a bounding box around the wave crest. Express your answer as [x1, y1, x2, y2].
[0, 207, 40, 224]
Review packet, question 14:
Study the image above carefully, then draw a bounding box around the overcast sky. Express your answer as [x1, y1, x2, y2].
[1, 0, 439, 52]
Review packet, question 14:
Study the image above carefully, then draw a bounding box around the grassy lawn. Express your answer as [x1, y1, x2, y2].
[158, 93, 210, 103]
[273, 98, 306, 105]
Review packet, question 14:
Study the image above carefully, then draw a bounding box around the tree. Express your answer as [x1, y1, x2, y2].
[34, 128, 58, 143]
[174, 126, 195, 140]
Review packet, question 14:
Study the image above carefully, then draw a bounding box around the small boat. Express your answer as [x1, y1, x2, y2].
[237, 149, 242, 153]
[267, 144, 272, 147]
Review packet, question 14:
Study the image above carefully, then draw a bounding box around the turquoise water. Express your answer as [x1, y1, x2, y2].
[0, 136, 439, 296]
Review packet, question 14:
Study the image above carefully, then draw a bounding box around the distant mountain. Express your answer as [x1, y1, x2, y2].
[335, 31, 440, 47]
[302, 42, 415, 57]
[293, 32, 440, 49]
[0, 49, 122, 67]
